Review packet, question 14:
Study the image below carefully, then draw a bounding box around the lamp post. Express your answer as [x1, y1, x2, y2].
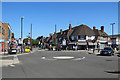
[110, 23, 115, 48]
[21, 17, 24, 53]
[30, 24, 32, 51]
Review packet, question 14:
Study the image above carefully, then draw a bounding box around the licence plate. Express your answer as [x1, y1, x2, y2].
[12, 50, 16, 52]
[104, 52, 107, 54]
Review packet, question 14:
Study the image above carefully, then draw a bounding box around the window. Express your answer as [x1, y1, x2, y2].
[2, 28, 4, 35]
[74, 36, 78, 40]
[0, 26, 1, 33]
[80, 36, 84, 39]
[71, 36, 74, 40]
[8, 29, 11, 38]
[78, 35, 80, 39]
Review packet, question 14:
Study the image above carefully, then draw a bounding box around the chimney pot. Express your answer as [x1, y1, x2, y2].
[49, 33, 52, 37]
[93, 26, 96, 30]
[69, 24, 72, 30]
[60, 29, 62, 34]
[101, 26, 104, 32]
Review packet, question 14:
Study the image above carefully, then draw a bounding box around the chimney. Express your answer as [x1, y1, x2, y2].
[93, 26, 96, 30]
[60, 29, 62, 34]
[101, 26, 104, 32]
[49, 33, 52, 37]
[69, 24, 72, 30]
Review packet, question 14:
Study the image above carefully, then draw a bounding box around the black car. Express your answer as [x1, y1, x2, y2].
[100, 47, 114, 56]
[116, 52, 120, 57]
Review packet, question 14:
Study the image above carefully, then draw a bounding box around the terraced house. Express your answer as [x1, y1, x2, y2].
[46, 24, 110, 50]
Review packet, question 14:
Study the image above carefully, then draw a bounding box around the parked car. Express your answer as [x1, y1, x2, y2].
[8, 48, 17, 54]
[113, 46, 119, 51]
[100, 47, 114, 56]
[116, 53, 120, 57]
[51, 44, 56, 51]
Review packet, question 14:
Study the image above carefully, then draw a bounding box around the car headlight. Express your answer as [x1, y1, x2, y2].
[108, 51, 111, 53]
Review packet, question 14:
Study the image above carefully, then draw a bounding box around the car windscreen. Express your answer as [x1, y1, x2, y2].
[104, 48, 112, 50]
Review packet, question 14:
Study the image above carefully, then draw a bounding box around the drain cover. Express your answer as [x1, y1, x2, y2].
[53, 56, 74, 59]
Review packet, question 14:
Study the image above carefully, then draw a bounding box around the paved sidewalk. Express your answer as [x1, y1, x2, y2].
[0, 48, 38, 67]
[38, 48, 88, 52]
[0, 55, 20, 67]
[88, 50, 100, 55]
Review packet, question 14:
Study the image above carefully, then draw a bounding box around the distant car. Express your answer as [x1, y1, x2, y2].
[51, 44, 56, 51]
[114, 47, 119, 51]
[100, 47, 114, 56]
[8, 48, 17, 54]
[116, 52, 120, 57]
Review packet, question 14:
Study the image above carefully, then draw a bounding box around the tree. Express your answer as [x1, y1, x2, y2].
[32, 39, 39, 46]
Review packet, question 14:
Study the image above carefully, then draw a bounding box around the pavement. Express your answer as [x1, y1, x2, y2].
[0, 48, 38, 67]
[2, 50, 119, 78]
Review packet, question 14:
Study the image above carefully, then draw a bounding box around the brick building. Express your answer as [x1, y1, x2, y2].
[110, 34, 120, 48]
[0, 21, 12, 52]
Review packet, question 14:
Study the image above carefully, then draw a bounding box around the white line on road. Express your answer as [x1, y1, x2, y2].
[72, 57, 85, 61]
[41, 56, 86, 61]
[41, 56, 56, 60]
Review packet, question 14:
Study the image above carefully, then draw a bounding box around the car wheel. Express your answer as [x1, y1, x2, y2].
[117, 54, 120, 57]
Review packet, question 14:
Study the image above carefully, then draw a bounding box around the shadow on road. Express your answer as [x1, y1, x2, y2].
[105, 70, 120, 74]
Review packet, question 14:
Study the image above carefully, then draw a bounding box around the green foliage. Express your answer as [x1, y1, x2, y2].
[25, 46, 31, 49]
[32, 39, 39, 46]
[23, 37, 39, 46]
[23, 38, 28, 45]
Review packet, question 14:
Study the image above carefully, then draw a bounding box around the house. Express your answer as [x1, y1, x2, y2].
[93, 26, 110, 49]
[69, 24, 96, 50]
[109, 34, 120, 48]
[46, 24, 109, 50]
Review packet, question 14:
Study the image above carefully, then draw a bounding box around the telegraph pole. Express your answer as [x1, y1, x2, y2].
[31, 24, 32, 51]
[110, 23, 115, 48]
[55, 24, 58, 51]
[21, 17, 24, 53]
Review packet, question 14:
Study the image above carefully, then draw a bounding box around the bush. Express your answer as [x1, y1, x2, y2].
[25, 46, 31, 49]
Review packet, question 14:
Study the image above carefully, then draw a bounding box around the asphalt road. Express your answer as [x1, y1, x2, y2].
[2, 50, 119, 78]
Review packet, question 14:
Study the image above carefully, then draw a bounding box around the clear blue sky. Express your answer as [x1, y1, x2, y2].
[2, 2, 118, 39]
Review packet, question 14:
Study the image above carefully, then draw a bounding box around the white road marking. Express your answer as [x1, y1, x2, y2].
[53, 56, 74, 59]
[72, 57, 86, 61]
[41, 56, 85, 61]
[9, 64, 15, 67]
[41, 56, 56, 60]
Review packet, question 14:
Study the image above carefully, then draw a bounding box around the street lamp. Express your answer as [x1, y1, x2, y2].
[110, 23, 115, 48]
[110, 23, 115, 38]
[21, 17, 24, 53]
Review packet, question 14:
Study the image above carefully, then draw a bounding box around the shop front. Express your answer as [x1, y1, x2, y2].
[0, 39, 4, 52]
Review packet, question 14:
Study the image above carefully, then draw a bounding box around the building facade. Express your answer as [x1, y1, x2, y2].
[110, 34, 120, 49]
[46, 24, 110, 50]
[0, 21, 12, 52]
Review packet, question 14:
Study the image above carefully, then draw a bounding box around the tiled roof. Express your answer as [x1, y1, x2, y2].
[94, 29, 108, 36]
[71, 24, 95, 36]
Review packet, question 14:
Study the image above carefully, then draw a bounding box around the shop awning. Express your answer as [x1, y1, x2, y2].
[88, 42, 97, 45]
[0, 39, 4, 42]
